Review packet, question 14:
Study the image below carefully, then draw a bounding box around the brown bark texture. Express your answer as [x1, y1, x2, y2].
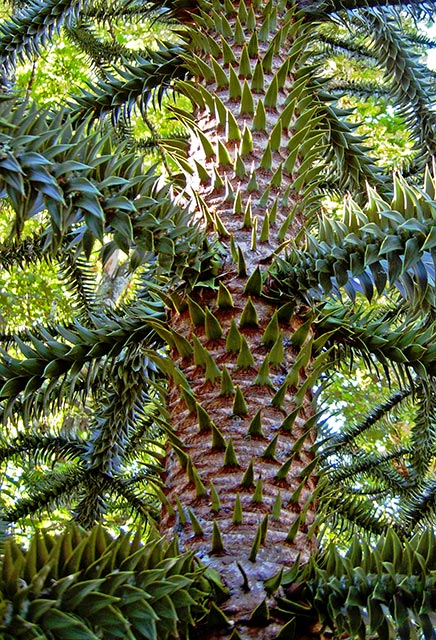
[159, 1, 321, 636]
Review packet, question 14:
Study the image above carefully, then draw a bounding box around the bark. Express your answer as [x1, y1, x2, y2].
[163, 292, 318, 637]
[160, 2, 320, 637]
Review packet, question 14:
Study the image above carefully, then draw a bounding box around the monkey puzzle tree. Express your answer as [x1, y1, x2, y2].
[2, 0, 436, 638]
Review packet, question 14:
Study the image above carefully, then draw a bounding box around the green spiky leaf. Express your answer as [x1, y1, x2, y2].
[247, 410, 264, 437]
[240, 80, 255, 115]
[251, 60, 265, 92]
[248, 523, 262, 562]
[211, 423, 227, 451]
[232, 385, 248, 416]
[272, 492, 282, 521]
[229, 65, 242, 100]
[239, 298, 259, 329]
[240, 125, 253, 157]
[248, 30, 259, 58]
[269, 335, 285, 367]
[204, 350, 222, 384]
[262, 433, 279, 460]
[197, 402, 213, 433]
[244, 266, 263, 296]
[220, 365, 235, 396]
[188, 297, 206, 326]
[253, 99, 267, 131]
[260, 144, 272, 170]
[241, 460, 255, 488]
[234, 152, 246, 179]
[217, 140, 233, 168]
[210, 481, 222, 513]
[193, 334, 207, 367]
[260, 212, 270, 242]
[221, 36, 236, 64]
[239, 44, 252, 78]
[188, 508, 204, 536]
[217, 282, 234, 309]
[262, 312, 280, 346]
[242, 199, 253, 228]
[211, 521, 225, 554]
[205, 308, 223, 340]
[286, 514, 302, 543]
[237, 336, 255, 369]
[237, 245, 248, 277]
[224, 439, 240, 468]
[254, 356, 273, 387]
[252, 477, 263, 503]
[233, 493, 243, 524]
[226, 318, 242, 354]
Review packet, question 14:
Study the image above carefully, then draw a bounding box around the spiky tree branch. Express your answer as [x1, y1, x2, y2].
[299, 0, 436, 18]
[363, 10, 436, 163]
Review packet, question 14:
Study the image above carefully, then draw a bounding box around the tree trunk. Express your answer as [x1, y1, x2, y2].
[160, 1, 320, 636]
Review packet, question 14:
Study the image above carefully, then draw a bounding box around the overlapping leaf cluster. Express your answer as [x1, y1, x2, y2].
[0, 524, 214, 639]
[277, 529, 436, 640]
[0, 96, 206, 273]
[273, 168, 436, 307]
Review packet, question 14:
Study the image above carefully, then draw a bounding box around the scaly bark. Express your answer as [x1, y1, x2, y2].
[160, 1, 322, 637]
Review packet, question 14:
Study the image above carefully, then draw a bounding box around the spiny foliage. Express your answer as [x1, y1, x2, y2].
[0, 523, 216, 639]
[274, 168, 436, 309]
[277, 528, 436, 640]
